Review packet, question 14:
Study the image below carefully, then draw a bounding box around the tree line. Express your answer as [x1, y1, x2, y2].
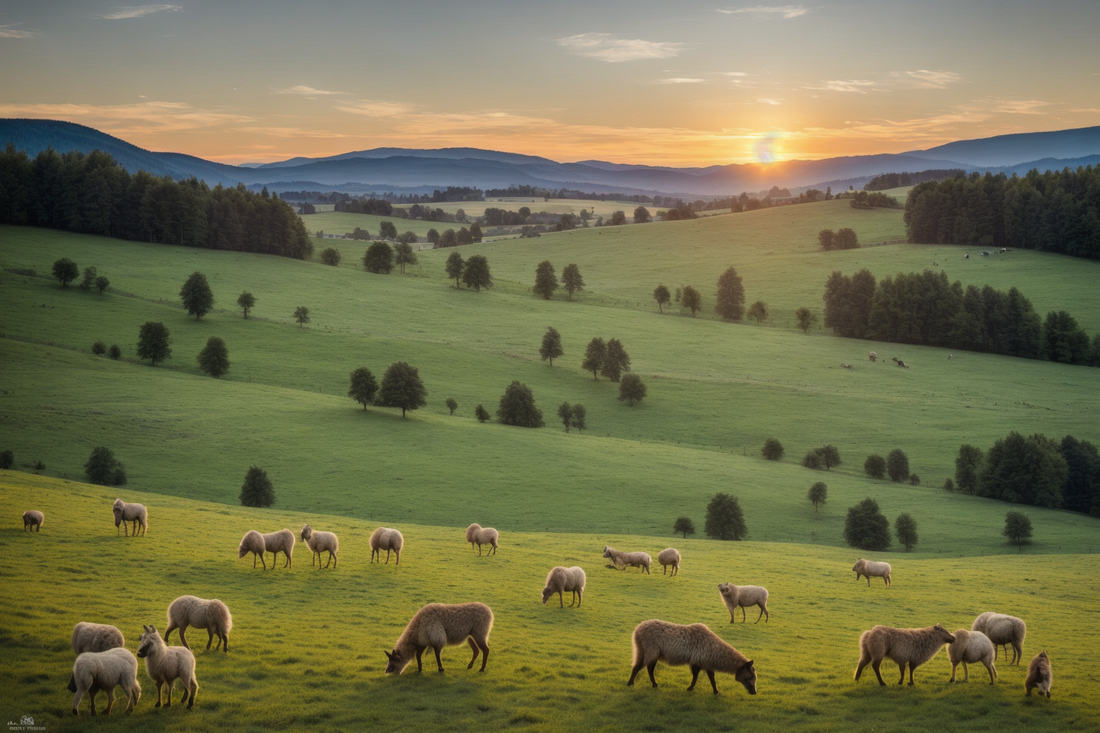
[864, 170, 963, 191]
[0, 145, 313, 260]
[904, 167, 1100, 259]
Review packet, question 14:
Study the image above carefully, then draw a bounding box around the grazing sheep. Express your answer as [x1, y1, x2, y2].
[841, 363, 853, 369]
[717, 583, 769, 624]
[868, 351, 877, 362]
[854, 623, 955, 686]
[627, 619, 757, 696]
[971, 612, 1026, 665]
[238, 530, 267, 569]
[965, 253, 970, 259]
[22, 510, 44, 531]
[658, 548, 681, 576]
[72, 622, 125, 655]
[542, 566, 586, 607]
[112, 498, 147, 537]
[852, 558, 892, 587]
[465, 523, 499, 556]
[603, 545, 651, 574]
[300, 524, 339, 569]
[260, 529, 295, 569]
[384, 602, 494, 674]
[370, 527, 404, 565]
[947, 628, 997, 684]
[68, 647, 141, 716]
[1025, 651, 1052, 698]
[164, 596, 232, 653]
[137, 625, 198, 709]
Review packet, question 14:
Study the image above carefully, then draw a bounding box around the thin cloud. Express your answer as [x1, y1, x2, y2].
[101, 5, 182, 20]
[657, 78, 705, 85]
[900, 69, 962, 89]
[756, 98, 782, 105]
[0, 24, 42, 38]
[716, 5, 810, 19]
[333, 100, 417, 118]
[822, 79, 877, 93]
[556, 33, 686, 63]
[275, 85, 349, 97]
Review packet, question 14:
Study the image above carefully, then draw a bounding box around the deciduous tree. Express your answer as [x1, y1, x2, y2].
[462, 255, 492, 291]
[376, 361, 427, 418]
[747, 300, 769, 324]
[137, 321, 171, 366]
[237, 291, 255, 319]
[320, 247, 341, 266]
[705, 493, 746, 540]
[761, 438, 784, 461]
[571, 404, 586, 433]
[394, 242, 418, 274]
[348, 367, 379, 410]
[808, 482, 828, 512]
[602, 338, 630, 382]
[561, 263, 584, 300]
[81, 266, 97, 290]
[1003, 510, 1032, 551]
[633, 206, 651, 224]
[681, 285, 701, 317]
[886, 448, 910, 482]
[95, 275, 110, 294]
[197, 336, 230, 378]
[864, 454, 886, 479]
[445, 398, 458, 415]
[653, 284, 671, 313]
[475, 404, 491, 423]
[52, 257, 78, 287]
[294, 306, 310, 328]
[715, 267, 745, 321]
[540, 326, 563, 365]
[497, 380, 543, 427]
[445, 251, 464, 287]
[895, 513, 918, 551]
[379, 221, 398, 240]
[180, 271, 214, 319]
[844, 498, 891, 551]
[240, 466, 275, 508]
[618, 373, 647, 406]
[557, 402, 573, 432]
[84, 446, 126, 486]
[363, 241, 394, 274]
[582, 337, 606, 379]
[795, 307, 816, 333]
[673, 516, 696, 539]
[534, 260, 558, 299]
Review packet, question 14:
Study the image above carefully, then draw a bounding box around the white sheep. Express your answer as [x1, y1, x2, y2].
[947, 628, 997, 684]
[68, 647, 141, 716]
[627, 619, 757, 695]
[238, 530, 267, 569]
[137, 625, 198, 708]
[112, 498, 147, 536]
[370, 527, 403, 565]
[164, 595, 232, 653]
[542, 566, 586, 607]
[717, 583, 769, 624]
[465, 523, 499, 556]
[971, 612, 1026, 665]
[603, 546, 651, 574]
[657, 548, 681, 576]
[72, 622, 125, 655]
[384, 602, 494, 673]
[301, 524, 339, 569]
[852, 558, 892, 587]
[855, 623, 955, 686]
[868, 351, 877, 362]
[23, 510, 44, 531]
[262, 528, 295, 569]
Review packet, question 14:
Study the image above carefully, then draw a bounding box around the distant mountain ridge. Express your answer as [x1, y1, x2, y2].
[2, 118, 1098, 198]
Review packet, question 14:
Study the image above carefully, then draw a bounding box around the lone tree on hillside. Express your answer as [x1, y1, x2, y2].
[653, 284, 671, 313]
[843, 497, 891, 551]
[237, 291, 255, 319]
[445, 398, 458, 415]
[376, 361, 427, 418]
[84, 447, 126, 486]
[394, 242, 418, 274]
[379, 221, 398, 240]
[557, 402, 574, 432]
[137, 321, 171, 366]
[294, 305, 310, 328]
[864, 454, 886, 479]
[427, 229, 440, 247]
[497, 380, 544, 427]
[95, 275, 110, 294]
[802, 451, 823, 469]
[814, 444, 841, 470]
[818, 229, 835, 250]
[462, 255, 492, 291]
[0, 450, 13, 470]
[533, 260, 559, 300]
[633, 206, 651, 224]
[954, 444, 984, 495]
[618, 373, 647, 406]
[747, 300, 769, 324]
[240, 466, 275, 508]
[348, 366, 379, 410]
[561, 263, 584, 300]
[681, 285, 702, 316]
[715, 267, 745, 321]
[673, 516, 696, 539]
[475, 404, 491, 423]
[887, 448, 910, 482]
[808, 482, 828, 512]
[602, 338, 631, 382]
[1003, 510, 1033, 551]
[320, 247, 341, 266]
[761, 438, 785, 461]
[582, 337, 607, 379]
[705, 493, 747, 541]
[571, 403, 587, 433]
[363, 241, 395, 274]
[197, 336, 230, 378]
[439, 228, 457, 248]
[540, 326, 563, 365]
[180, 271, 214, 320]
[795, 307, 817, 333]
[445, 251, 464, 287]
[81, 266, 98, 290]
[53, 257, 78, 287]
[895, 513, 918, 552]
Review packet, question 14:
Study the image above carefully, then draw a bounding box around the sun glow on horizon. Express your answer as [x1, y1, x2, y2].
[751, 132, 785, 164]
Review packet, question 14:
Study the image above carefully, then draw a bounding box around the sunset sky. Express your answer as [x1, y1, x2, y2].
[1, 0, 1098, 166]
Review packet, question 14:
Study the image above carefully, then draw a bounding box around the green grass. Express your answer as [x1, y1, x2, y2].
[2, 473, 1097, 733]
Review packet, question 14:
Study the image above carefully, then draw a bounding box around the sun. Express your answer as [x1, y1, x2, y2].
[751, 132, 784, 164]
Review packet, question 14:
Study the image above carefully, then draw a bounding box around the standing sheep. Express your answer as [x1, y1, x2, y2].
[717, 583, 769, 624]
[238, 530, 267, 569]
[854, 623, 955, 686]
[465, 523, 499, 556]
[627, 619, 757, 696]
[384, 602, 494, 674]
[370, 527, 403, 565]
[541, 566, 586, 607]
[72, 622, 125, 655]
[112, 498, 147, 536]
[971, 612, 1026, 665]
[261, 528, 295, 569]
[852, 558, 892, 587]
[868, 351, 877, 362]
[657, 548, 681, 576]
[301, 524, 339, 568]
[603, 546, 651, 574]
[947, 628, 997, 684]
[164, 596, 232, 653]
[22, 510, 44, 531]
[137, 625, 198, 709]
[1025, 651, 1053, 697]
[68, 647, 141, 716]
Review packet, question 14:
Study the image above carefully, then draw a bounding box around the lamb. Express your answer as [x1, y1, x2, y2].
[542, 566, 586, 607]
[68, 647, 141, 716]
[852, 558, 892, 587]
[717, 583, 769, 624]
[657, 548, 681, 576]
[112, 498, 147, 536]
[384, 602, 493, 674]
[300, 524, 339, 569]
[947, 628, 997, 684]
[238, 530, 267, 569]
[164, 595, 232, 653]
[137, 625, 198, 708]
[261, 528, 295, 569]
[370, 527, 404, 565]
[603, 545, 651, 574]
[627, 619, 757, 696]
[22, 510, 44, 531]
[1025, 651, 1052, 698]
[971, 612, 1026, 665]
[868, 351, 877, 362]
[72, 622, 125, 655]
[465, 523, 499, 556]
[854, 623, 955, 686]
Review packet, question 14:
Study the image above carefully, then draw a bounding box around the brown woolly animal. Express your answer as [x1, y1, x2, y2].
[947, 628, 997, 684]
[72, 622, 125, 655]
[854, 623, 955, 686]
[465, 523, 499, 556]
[137, 625, 198, 709]
[370, 527, 403, 565]
[23, 510, 44, 531]
[237, 530, 267, 569]
[868, 351, 877, 362]
[657, 548, 681, 576]
[541, 566, 586, 607]
[971, 612, 1026, 665]
[300, 524, 339, 568]
[1025, 651, 1052, 698]
[164, 596, 232, 653]
[852, 558, 892, 587]
[68, 647, 141, 716]
[717, 583, 769, 623]
[112, 498, 147, 536]
[384, 602, 493, 674]
[627, 619, 757, 696]
[602, 545, 651, 574]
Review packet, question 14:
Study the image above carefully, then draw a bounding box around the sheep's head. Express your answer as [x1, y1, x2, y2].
[718, 583, 735, 600]
[541, 587, 553, 605]
[737, 660, 757, 695]
[136, 625, 161, 658]
[852, 559, 865, 572]
[384, 649, 409, 674]
[934, 624, 956, 644]
[301, 525, 312, 541]
[602, 546, 614, 558]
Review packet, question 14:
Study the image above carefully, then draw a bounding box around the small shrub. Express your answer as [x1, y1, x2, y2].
[445, 398, 458, 415]
[108, 344, 122, 360]
[705, 493, 747, 540]
[802, 451, 823, 470]
[0, 450, 14, 470]
[240, 466, 275, 508]
[909, 473, 921, 486]
[92, 341, 107, 355]
[673, 516, 695, 538]
[84, 447, 125, 486]
[34, 460, 46, 471]
[943, 478, 955, 492]
[475, 404, 491, 423]
[864, 454, 886, 479]
[887, 448, 910, 482]
[761, 438, 784, 461]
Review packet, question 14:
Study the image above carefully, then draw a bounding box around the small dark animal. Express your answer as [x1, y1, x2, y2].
[1025, 651, 1052, 697]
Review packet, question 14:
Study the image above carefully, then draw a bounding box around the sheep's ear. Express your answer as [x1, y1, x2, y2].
[746, 659, 754, 669]
[384, 650, 394, 660]
[143, 624, 152, 632]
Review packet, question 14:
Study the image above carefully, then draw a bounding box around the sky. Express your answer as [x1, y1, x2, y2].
[1, 0, 1098, 166]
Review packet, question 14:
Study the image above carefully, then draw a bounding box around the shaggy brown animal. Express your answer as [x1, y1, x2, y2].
[854, 623, 955, 686]
[1025, 651, 1053, 698]
[384, 602, 493, 674]
[627, 619, 757, 696]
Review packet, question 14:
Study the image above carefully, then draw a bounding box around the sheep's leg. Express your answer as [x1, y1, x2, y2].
[627, 663, 644, 686]
[178, 625, 191, 650]
[283, 550, 291, 569]
[646, 661, 659, 688]
[104, 687, 115, 715]
[89, 688, 100, 715]
[72, 687, 86, 716]
[466, 638, 480, 670]
[155, 680, 163, 707]
[905, 662, 915, 686]
[739, 606, 747, 623]
[949, 661, 958, 682]
[415, 648, 424, 672]
[576, 590, 582, 607]
[871, 659, 886, 686]
[164, 622, 177, 644]
[433, 646, 445, 672]
[706, 669, 719, 695]
[385, 550, 391, 564]
[962, 661, 969, 682]
[754, 606, 765, 624]
[165, 680, 174, 707]
[558, 590, 564, 608]
[206, 629, 215, 650]
[1012, 643, 1021, 666]
[985, 660, 996, 684]
[687, 665, 701, 691]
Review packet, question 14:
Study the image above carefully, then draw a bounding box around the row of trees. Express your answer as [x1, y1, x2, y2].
[540, 328, 647, 404]
[362, 241, 419, 274]
[1, 145, 313, 259]
[842, 498, 919, 552]
[818, 228, 860, 250]
[864, 169, 963, 191]
[443, 251, 492, 290]
[533, 261, 585, 300]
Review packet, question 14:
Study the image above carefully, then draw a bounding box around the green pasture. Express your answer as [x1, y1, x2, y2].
[2, 474, 1097, 733]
